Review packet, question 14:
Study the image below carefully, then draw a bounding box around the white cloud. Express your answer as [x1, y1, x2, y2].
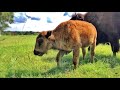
[6, 12, 87, 32]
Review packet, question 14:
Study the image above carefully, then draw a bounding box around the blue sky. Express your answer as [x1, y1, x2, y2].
[5, 12, 87, 32]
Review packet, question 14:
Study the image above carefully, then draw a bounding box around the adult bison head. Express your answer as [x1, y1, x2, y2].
[34, 31, 53, 56]
[70, 13, 85, 21]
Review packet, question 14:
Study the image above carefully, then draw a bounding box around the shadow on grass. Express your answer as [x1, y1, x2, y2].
[94, 53, 120, 68]
[41, 55, 74, 77]
[80, 51, 120, 68]
[41, 55, 89, 77]
[41, 52, 120, 77]
[6, 52, 120, 78]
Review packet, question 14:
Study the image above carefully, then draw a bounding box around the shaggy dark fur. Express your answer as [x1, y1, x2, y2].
[70, 12, 120, 56]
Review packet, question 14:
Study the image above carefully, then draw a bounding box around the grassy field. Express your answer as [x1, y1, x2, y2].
[0, 35, 120, 78]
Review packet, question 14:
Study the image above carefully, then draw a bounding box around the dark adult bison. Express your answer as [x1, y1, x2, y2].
[71, 12, 120, 56]
[34, 20, 97, 69]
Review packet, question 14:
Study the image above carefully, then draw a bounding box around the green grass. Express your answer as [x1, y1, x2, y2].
[0, 35, 120, 78]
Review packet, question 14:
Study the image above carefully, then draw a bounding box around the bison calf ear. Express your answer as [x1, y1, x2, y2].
[45, 31, 52, 38]
[48, 34, 55, 41]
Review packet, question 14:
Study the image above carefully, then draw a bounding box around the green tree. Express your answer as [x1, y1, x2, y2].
[0, 12, 14, 35]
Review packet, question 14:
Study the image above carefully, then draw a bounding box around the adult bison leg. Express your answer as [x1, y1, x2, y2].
[56, 50, 71, 67]
[110, 39, 119, 56]
[73, 46, 80, 69]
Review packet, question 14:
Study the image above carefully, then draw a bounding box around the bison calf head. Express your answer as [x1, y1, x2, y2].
[34, 31, 53, 56]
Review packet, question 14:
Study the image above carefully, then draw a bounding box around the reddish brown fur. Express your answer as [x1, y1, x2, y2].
[49, 20, 97, 69]
[34, 20, 97, 69]
[41, 31, 47, 36]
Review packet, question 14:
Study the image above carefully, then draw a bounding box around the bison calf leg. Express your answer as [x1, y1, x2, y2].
[56, 50, 66, 67]
[73, 47, 80, 69]
[90, 41, 96, 63]
[82, 47, 86, 60]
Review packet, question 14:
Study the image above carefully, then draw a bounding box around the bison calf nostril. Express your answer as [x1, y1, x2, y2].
[34, 50, 39, 55]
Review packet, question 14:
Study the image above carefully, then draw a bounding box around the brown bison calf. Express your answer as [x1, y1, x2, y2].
[34, 20, 97, 69]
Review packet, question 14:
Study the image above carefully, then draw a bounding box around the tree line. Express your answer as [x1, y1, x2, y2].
[0, 12, 14, 35]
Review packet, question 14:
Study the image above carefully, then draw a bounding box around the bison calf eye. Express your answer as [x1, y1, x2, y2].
[37, 39, 43, 46]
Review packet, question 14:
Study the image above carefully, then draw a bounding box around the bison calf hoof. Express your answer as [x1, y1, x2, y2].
[73, 65, 77, 70]
[57, 62, 61, 67]
[89, 60, 94, 63]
